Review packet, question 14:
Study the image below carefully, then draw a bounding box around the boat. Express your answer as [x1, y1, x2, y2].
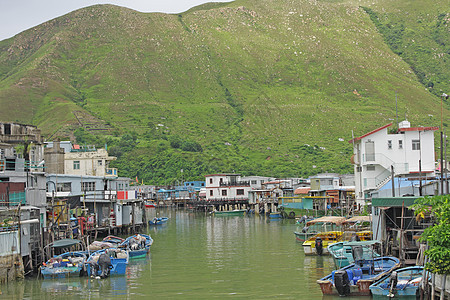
[102, 235, 125, 245]
[302, 231, 343, 255]
[86, 248, 129, 277]
[342, 215, 373, 241]
[148, 217, 169, 225]
[212, 209, 246, 216]
[294, 216, 346, 242]
[269, 212, 282, 219]
[317, 255, 401, 296]
[120, 234, 153, 259]
[144, 200, 156, 208]
[369, 266, 425, 297]
[328, 240, 381, 268]
[41, 251, 87, 279]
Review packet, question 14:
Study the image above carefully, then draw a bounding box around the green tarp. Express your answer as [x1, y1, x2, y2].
[51, 239, 81, 248]
[371, 197, 418, 208]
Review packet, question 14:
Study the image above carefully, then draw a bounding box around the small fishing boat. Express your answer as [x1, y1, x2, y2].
[144, 200, 156, 208]
[317, 255, 400, 296]
[212, 209, 246, 216]
[86, 248, 129, 277]
[41, 251, 87, 279]
[328, 240, 380, 268]
[148, 217, 169, 225]
[120, 234, 153, 259]
[102, 235, 125, 245]
[294, 216, 346, 242]
[370, 266, 425, 297]
[269, 212, 282, 219]
[302, 231, 343, 255]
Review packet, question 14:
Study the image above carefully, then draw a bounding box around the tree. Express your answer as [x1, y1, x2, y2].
[412, 195, 450, 275]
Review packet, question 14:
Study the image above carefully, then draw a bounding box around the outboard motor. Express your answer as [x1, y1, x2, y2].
[98, 251, 112, 279]
[388, 271, 398, 298]
[315, 237, 323, 256]
[334, 270, 351, 296]
[351, 245, 364, 266]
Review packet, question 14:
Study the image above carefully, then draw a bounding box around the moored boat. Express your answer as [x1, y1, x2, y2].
[212, 209, 246, 216]
[302, 231, 343, 255]
[269, 212, 282, 219]
[369, 266, 425, 297]
[328, 240, 380, 268]
[144, 200, 156, 208]
[294, 216, 346, 242]
[317, 256, 401, 296]
[41, 251, 87, 279]
[120, 234, 153, 259]
[148, 217, 169, 225]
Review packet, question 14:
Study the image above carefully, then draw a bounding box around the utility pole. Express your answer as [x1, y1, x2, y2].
[441, 93, 448, 195]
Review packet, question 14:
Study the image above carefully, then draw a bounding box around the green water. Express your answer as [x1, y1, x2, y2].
[0, 209, 367, 299]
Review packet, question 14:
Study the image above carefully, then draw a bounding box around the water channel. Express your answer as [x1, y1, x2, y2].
[1, 209, 370, 299]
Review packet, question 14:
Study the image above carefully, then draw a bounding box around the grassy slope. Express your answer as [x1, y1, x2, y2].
[0, 0, 448, 183]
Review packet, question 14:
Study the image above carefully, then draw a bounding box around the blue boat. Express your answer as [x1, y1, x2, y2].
[269, 212, 282, 219]
[328, 240, 380, 268]
[85, 248, 129, 277]
[370, 266, 425, 297]
[120, 234, 153, 259]
[148, 217, 169, 225]
[317, 256, 400, 296]
[41, 251, 87, 279]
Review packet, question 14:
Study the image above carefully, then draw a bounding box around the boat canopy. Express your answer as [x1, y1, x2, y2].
[306, 216, 346, 226]
[343, 216, 372, 224]
[345, 240, 381, 246]
[51, 238, 81, 248]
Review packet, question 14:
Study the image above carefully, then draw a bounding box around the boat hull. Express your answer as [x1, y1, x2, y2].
[148, 217, 169, 225]
[86, 249, 129, 277]
[317, 256, 401, 296]
[369, 266, 424, 297]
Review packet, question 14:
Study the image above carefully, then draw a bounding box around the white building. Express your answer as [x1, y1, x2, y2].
[350, 120, 438, 206]
[205, 174, 252, 201]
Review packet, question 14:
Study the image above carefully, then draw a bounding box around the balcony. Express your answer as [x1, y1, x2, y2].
[219, 181, 250, 187]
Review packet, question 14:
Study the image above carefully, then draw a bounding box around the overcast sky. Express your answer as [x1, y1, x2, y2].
[0, 0, 233, 41]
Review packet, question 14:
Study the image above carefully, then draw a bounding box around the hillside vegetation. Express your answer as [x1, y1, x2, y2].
[0, 0, 448, 184]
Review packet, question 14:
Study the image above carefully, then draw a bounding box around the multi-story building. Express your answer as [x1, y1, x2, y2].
[350, 120, 438, 205]
[205, 174, 252, 201]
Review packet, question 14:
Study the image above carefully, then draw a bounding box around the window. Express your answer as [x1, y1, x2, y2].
[221, 189, 227, 196]
[398, 140, 403, 149]
[365, 141, 375, 161]
[57, 183, 72, 192]
[387, 140, 392, 149]
[209, 190, 213, 196]
[73, 161, 80, 170]
[98, 160, 102, 166]
[201, 183, 205, 186]
[366, 165, 375, 171]
[82, 182, 96, 192]
[237, 189, 245, 195]
[209, 178, 213, 184]
[251, 180, 257, 184]
[356, 166, 362, 172]
[412, 139, 420, 150]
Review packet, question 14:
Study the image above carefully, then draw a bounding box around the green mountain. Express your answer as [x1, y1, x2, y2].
[0, 0, 448, 184]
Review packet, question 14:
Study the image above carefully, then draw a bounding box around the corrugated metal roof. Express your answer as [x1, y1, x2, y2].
[371, 197, 418, 207]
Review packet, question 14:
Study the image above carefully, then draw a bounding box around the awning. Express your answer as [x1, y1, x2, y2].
[306, 216, 346, 226]
[343, 216, 372, 224]
[371, 197, 418, 208]
[51, 238, 81, 248]
[345, 240, 381, 246]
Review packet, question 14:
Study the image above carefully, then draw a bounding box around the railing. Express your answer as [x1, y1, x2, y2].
[362, 153, 409, 174]
[219, 181, 250, 187]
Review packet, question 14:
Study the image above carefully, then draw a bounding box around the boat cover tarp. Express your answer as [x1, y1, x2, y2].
[51, 239, 81, 248]
[343, 216, 372, 224]
[306, 216, 346, 226]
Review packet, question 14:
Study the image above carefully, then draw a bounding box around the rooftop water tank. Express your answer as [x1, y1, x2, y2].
[398, 120, 411, 129]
